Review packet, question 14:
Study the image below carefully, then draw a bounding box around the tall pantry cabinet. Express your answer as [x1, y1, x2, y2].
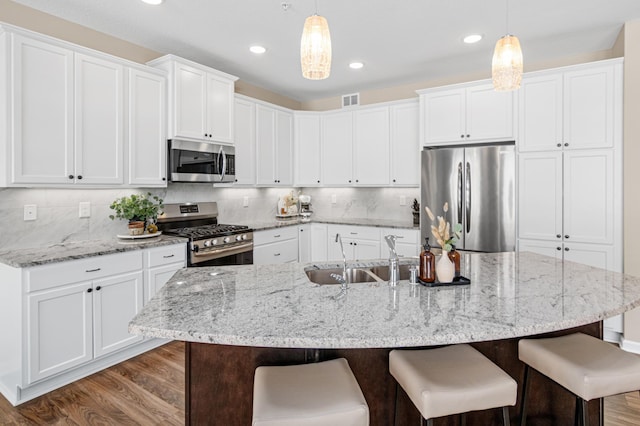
[516, 59, 623, 341]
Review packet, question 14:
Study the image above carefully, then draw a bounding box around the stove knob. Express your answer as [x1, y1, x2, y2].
[212, 239, 218, 246]
[242, 234, 247, 240]
[223, 237, 230, 243]
[235, 235, 242, 241]
[204, 240, 211, 247]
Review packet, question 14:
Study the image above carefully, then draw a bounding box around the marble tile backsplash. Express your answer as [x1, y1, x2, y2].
[0, 185, 419, 250]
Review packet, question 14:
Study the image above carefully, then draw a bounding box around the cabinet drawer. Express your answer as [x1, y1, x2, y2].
[27, 251, 143, 292]
[380, 227, 419, 244]
[254, 226, 298, 246]
[254, 240, 298, 264]
[327, 224, 381, 241]
[146, 244, 186, 268]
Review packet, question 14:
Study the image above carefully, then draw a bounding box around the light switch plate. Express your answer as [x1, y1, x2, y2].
[79, 202, 91, 218]
[243, 196, 249, 207]
[331, 194, 337, 204]
[24, 204, 37, 221]
[400, 196, 407, 206]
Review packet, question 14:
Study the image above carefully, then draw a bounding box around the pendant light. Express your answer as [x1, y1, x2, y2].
[300, 1, 332, 80]
[492, 0, 523, 91]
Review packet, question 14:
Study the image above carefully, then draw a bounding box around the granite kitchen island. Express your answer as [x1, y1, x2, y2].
[130, 252, 640, 425]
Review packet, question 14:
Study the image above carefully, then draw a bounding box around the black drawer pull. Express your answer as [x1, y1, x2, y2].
[163, 254, 175, 258]
[86, 268, 101, 273]
[95, 286, 101, 291]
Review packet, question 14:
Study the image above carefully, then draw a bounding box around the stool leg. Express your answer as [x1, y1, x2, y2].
[574, 396, 580, 426]
[394, 382, 399, 426]
[520, 365, 530, 426]
[425, 418, 433, 426]
[502, 406, 510, 426]
[460, 412, 466, 426]
[581, 398, 589, 426]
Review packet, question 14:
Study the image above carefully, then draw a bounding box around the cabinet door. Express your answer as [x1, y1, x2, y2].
[354, 107, 390, 185]
[11, 35, 74, 184]
[390, 103, 419, 185]
[275, 110, 293, 185]
[74, 53, 123, 184]
[466, 84, 513, 142]
[517, 239, 562, 260]
[254, 240, 298, 264]
[128, 68, 166, 186]
[518, 152, 563, 241]
[327, 236, 355, 261]
[423, 89, 465, 144]
[93, 271, 143, 358]
[298, 225, 311, 263]
[352, 240, 381, 260]
[563, 150, 614, 244]
[174, 62, 207, 140]
[255, 104, 276, 184]
[563, 242, 615, 271]
[206, 73, 234, 144]
[310, 223, 328, 262]
[146, 263, 182, 304]
[27, 281, 93, 383]
[295, 114, 322, 185]
[564, 65, 616, 150]
[518, 74, 563, 152]
[322, 112, 353, 185]
[234, 98, 256, 185]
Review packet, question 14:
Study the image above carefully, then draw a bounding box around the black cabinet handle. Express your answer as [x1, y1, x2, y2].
[356, 179, 359, 183]
[460, 134, 465, 139]
[162, 177, 166, 181]
[163, 254, 175, 258]
[556, 234, 561, 238]
[556, 247, 561, 251]
[85, 268, 101, 273]
[87, 288, 93, 293]
[466, 134, 470, 138]
[564, 143, 569, 147]
[68, 175, 74, 179]
[95, 286, 101, 291]
[77, 175, 83, 180]
[348, 180, 352, 183]
[565, 247, 570, 251]
[564, 235, 569, 239]
[317, 180, 320, 183]
[557, 143, 562, 148]
[393, 179, 396, 183]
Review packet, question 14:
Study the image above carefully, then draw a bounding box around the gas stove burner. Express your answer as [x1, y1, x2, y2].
[168, 224, 250, 239]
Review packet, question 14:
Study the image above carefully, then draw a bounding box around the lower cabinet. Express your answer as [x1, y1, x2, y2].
[327, 224, 381, 261]
[0, 242, 186, 405]
[379, 227, 420, 258]
[254, 227, 299, 264]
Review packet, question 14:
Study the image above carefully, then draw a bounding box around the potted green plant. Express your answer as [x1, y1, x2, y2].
[109, 192, 164, 235]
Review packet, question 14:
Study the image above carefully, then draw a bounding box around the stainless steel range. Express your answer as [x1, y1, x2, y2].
[156, 202, 253, 266]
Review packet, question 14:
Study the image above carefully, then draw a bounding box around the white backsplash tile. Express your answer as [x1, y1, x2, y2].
[0, 186, 419, 250]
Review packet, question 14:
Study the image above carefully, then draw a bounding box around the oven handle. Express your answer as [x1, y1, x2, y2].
[192, 242, 253, 257]
[218, 146, 227, 182]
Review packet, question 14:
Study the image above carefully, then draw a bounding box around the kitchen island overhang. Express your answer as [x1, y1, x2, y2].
[129, 252, 640, 425]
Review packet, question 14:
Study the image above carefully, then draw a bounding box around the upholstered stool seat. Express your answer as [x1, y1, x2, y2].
[390, 344, 517, 425]
[519, 332, 640, 426]
[252, 358, 369, 426]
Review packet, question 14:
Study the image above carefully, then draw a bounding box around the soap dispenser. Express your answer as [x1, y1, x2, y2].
[419, 237, 435, 283]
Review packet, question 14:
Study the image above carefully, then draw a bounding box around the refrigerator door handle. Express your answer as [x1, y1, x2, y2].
[465, 161, 471, 233]
[457, 162, 463, 225]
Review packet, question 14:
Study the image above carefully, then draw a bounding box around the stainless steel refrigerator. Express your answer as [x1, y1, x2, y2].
[421, 143, 515, 252]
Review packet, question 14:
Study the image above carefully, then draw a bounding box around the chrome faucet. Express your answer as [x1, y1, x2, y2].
[335, 233, 348, 293]
[384, 234, 400, 287]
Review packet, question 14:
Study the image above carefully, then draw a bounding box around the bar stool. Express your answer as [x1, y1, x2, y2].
[390, 344, 517, 426]
[519, 332, 640, 426]
[252, 358, 369, 426]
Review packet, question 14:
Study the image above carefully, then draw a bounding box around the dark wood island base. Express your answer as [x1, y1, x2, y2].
[185, 322, 602, 426]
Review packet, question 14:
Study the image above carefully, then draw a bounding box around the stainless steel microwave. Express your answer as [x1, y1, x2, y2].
[168, 139, 236, 183]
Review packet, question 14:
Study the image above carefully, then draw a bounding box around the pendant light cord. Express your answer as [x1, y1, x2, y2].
[505, 0, 510, 35]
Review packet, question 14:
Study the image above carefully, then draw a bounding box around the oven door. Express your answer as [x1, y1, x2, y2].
[189, 242, 253, 267]
[169, 139, 235, 183]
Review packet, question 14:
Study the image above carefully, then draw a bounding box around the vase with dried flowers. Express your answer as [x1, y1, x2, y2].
[425, 202, 462, 282]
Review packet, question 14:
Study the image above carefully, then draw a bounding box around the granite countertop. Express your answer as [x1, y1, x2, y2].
[244, 217, 419, 232]
[0, 235, 189, 268]
[129, 252, 640, 349]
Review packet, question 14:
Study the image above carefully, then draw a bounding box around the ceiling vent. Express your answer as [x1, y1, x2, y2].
[342, 93, 360, 108]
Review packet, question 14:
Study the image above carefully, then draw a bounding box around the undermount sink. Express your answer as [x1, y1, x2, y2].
[305, 268, 380, 285]
[368, 264, 413, 281]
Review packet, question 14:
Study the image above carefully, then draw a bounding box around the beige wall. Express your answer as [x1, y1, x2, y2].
[623, 21, 640, 340]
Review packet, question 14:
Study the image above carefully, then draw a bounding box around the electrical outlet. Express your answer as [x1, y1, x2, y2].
[24, 204, 37, 221]
[400, 196, 407, 206]
[243, 196, 249, 207]
[331, 194, 337, 204]
[79, 201, 91, 218]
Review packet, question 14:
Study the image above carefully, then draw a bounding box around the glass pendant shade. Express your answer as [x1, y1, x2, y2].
[492, 35, 523, 91]
[300, 14, 332, 80]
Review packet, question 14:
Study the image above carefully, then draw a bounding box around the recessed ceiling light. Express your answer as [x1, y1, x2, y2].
[349, 62, 364, 70]
[463, 34, 483, 44]
[249, 45, 267, 54]
[141, 0, 163, 4]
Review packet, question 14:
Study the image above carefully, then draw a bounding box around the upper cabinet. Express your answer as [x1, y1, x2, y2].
[390, 101, 419, 186]
[255, 103, 293, 186]
[518, 62, 620, 152]
[419, 82, 514, 145]
[321, 110, 354, 185]
[234, 96, 256, 185]
[148, 55, 238, 144]
[353, 106, 390, 185]
[294, 112, 322, 186]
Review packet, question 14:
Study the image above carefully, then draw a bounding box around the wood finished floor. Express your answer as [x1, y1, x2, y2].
[1, 341, 639, 425]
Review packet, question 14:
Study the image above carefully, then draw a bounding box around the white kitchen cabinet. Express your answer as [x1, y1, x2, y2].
[74, 53, 124, 185]
[298, 224, 311, 263]
[92, 271, 144, 358]
[379, 227, 419, 258]
[144, 244, 186, 304]
[419, 82, 513, 145]
[390, 102, 419, 186]
[295, 113, 322, 186]
[353, 107, 390, 185]
[234, 97, 256, 185]
[256, 104, 293, 186]
[148, 55, 237, 144]
[327, 225, 381, 261]
[322, 111, 353, 185]
[310, 223, 328, 262]
[127, 67, 167, 186]
[254, 227, 298, 264]
[518, 61, 620, 152]
[9, 34, 74, 185]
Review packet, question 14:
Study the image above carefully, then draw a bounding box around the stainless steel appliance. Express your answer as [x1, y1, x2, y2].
[168, 139, 236, 183]
[421, 143, 515, 252]
[157, 202, 253, 266]
[299, 194, 312, 222]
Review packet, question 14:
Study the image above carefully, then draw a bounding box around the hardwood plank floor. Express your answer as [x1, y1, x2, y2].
[0, 340, 638, 425]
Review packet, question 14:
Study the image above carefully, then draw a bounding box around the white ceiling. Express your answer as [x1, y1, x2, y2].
[11, 0, 640, 102]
